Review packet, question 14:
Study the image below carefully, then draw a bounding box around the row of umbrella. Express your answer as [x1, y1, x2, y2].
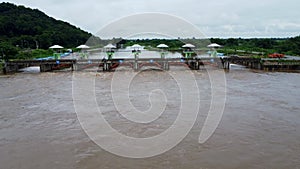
[157, 43, 222, 48]
[129, 43, 221, 49]
[49, 44, 117, 49]
[182, 43, 222, 48]
[49, 43, 222, 50]
[157, 43, 221, 48]
[49, 44, 91, 49]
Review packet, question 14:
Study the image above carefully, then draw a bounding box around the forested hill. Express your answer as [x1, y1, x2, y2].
[0, 2, 92, 50]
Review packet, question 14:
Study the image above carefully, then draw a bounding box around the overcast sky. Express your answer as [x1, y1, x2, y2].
[3, 0, 300, 38]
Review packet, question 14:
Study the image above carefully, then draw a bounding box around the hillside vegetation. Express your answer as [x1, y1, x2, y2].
[0, 2, 92, 59]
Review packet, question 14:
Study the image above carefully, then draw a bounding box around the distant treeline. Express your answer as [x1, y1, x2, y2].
[210, 37, 300, 56]
[122, 37, 300, 56]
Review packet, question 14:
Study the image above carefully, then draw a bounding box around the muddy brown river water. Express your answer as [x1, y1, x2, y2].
[0, 66, 299, 169]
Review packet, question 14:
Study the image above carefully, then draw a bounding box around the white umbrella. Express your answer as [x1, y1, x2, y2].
[207, 43, 221, 48]
[49, 45, 64, 49]
[104, 44, 116, 49]
[157, 44, 169, 48]
[77, 44, 90, 49]
[131, 44, 142, 49]
[182, 44, 195, 48]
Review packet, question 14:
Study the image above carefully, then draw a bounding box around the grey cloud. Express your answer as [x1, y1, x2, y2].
[4, 0, 300, 37]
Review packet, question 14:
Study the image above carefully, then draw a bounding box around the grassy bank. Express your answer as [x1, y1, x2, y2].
[14, 49, 54, 60]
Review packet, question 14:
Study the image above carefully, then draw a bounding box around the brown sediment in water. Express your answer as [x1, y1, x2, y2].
[0, 69, 300, 169]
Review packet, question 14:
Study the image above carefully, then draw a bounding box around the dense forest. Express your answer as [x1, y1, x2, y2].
[0, 2, 92, 59]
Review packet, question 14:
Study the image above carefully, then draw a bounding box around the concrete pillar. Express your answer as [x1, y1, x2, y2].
[167, 61, 170, 70]
[103, 63, 107, 71]
[40, 64, 45, 72]
[3, 63, 8, 74]
[134, 61, 139, 71]
[223, 61, 226, 69]
[195, 60, 199, 70]
[72, 64, 77, 71]
[103, 62, 113, 71]
[14, 64, 19, 72]
[257, 63, 262, 70]
[40, 64, 53, 72]
[163, 61, 169, 70]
